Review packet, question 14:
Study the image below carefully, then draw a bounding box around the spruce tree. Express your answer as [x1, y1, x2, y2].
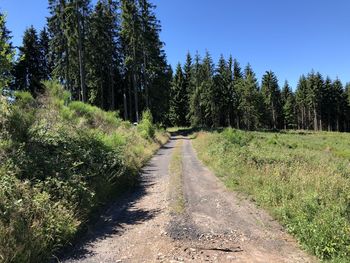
[261, 71, 282, 129]
[295, 75, 309, 129]
[121, 0, 142, 122]
[169, 63, 187, 126]
[39, 27, 52, 80]
[281, 81, 296, 129]
[13, 26, 42, 94]
[238, 64, 261, 130]
[183, 52, 193, 125]
[0, 13, 14, 89]
[87, 0, 120, 110]
[232, 59, 243, 128]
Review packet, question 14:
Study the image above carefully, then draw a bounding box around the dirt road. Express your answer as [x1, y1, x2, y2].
[60, 135, 315, 263]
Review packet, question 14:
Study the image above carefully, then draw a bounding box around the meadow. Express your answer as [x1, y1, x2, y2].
[193, 129, 350, 262]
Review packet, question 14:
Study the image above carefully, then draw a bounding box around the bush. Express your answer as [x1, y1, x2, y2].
[138, 110, 155, 139]
[0, 81, 167, 262]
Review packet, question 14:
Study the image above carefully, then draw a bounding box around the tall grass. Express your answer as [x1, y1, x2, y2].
[0, 81, 168, 263]
[193, 129, 350, 262]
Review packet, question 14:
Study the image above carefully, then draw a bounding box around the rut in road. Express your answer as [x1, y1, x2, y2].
[60, 135, 316, 263]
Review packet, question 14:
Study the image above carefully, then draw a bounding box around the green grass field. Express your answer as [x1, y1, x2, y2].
[193, 129, 350, 262]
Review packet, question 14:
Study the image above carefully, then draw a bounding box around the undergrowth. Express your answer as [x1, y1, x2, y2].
[0, 81, 168, 263]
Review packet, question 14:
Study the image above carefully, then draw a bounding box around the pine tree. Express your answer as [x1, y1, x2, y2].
[183, 52, 193, 125]
[169, 63, 187, 126]
[261, 70, 282, 129]
[232, 59, 243, 128]
[121, 0, 142, 122]
[281, 81, 296, 129]
[214, 55, 231, 126]
[332, 78, 344, 131]
[188, 52, 203, 126]
[306, 71, 324, 131]
[0, 13, 14, 89]
[199, 51, 215, 126]
[138, 0, 171, 123]
[48, 0, 91, 101]
[13, 26, 43, 95]
[87, 0, 120, 110]
[295, 75, 309, 129]
[39, 27, 52, 80]
[238, 64, 261, 130]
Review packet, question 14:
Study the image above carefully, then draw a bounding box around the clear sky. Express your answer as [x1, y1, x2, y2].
[1, 0, 349, 88]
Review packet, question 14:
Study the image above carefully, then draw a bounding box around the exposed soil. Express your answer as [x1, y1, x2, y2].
[60, 135, 316, 263]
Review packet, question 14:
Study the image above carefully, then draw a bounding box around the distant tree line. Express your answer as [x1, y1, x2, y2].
[169, 51, 350, 131]
[2, 7, 350, 131]
[2, 0, 171, 123]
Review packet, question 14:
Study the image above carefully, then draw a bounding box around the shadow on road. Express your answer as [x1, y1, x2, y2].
[57, 157, 166, 262]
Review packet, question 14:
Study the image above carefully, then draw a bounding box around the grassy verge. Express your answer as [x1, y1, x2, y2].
[168, 139, 185, 214]
[192, 128, 350, 262]
[0, 81, 168, 263]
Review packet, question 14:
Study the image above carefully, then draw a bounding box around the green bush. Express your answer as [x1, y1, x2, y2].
[0, 81, 167, 262]
[138, 110, 155, 139]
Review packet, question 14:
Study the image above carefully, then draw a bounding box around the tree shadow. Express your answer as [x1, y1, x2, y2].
[56, 159, 165, 262]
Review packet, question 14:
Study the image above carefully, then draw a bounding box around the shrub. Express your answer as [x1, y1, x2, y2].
[0, 81, 167, 262]
[138, 110, 155, 139]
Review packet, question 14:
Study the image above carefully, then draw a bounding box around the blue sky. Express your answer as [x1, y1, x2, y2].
[1, 0, 349, 88]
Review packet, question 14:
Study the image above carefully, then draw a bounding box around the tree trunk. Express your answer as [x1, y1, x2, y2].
[313, 107, 317, 131]
[132, 72, 139, 122]
[128, 75, 132, 121]
[110, 67, 115, 110]
[123, 92, 128, 120]
[76, 1, 86, 102]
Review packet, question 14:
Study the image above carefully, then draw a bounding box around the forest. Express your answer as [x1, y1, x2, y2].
[1, 1, 350, 131]
[1, 0, 350, 262]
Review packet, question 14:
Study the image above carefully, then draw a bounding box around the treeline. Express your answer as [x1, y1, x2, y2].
[169, 52, 350, 131]
[2, 0, 171, 123]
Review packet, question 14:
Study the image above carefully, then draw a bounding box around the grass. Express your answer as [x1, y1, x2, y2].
[168, 139, 185, 214]
[0, 81, 168, 263]
[192, 128, 350, 262]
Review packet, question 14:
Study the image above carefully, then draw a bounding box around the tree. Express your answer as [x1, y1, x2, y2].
[261, 71, 281, 129]
[281, 81, 296, 129]
[232, 59, 242, 128]
[48, 0, 91, 101]
[87, 0, 120, 110]
[332, 78, 344, 131]
[121, 0, 141, 122]
[183, 52, 193, 125]
[306, 71, 324, 131]
[295, 75, 309, 129]
[39, 27, 52, 81]
[169, 64, 187, 126]
[188, 52, 202, 126]
[0, 13, 14, 89]
[238, 64, 261, 130]
[214, 55, 231, 126]
[13, 26, 43, 94]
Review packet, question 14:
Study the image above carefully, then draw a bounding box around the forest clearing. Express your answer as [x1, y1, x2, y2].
[1, 0, 350, 262]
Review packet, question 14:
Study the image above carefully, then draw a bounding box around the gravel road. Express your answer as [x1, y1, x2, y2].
[59, 135, 316, 263]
